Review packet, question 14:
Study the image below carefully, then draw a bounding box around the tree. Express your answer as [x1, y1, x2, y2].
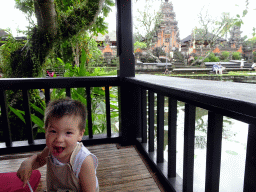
[195, 12, 236, 53]
[1, 0, 114, 78]
[134, 1, 162, 48]
[191, 1, 249, 65]
[133, 0, 163, 63]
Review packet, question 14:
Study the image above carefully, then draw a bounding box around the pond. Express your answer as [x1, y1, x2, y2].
[158, 101, 248, 192]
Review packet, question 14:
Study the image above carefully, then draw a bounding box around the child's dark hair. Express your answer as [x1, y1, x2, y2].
[44, 98, 87, 131]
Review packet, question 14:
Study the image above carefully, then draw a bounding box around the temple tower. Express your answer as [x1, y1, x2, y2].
[154, 0, 180, 54]
[229, 26, 242, 48]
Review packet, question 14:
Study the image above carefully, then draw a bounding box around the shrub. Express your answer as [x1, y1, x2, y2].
[203, 58, 210, 62]
[253, 52, 256, 62]
[232, 52, 242, 60]
[220, 51, 230, 60]
[208, 52, 220, 62]
[212, 56, 220, 62]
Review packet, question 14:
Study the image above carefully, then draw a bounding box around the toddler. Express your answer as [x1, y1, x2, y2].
[17, 98, 99, 192]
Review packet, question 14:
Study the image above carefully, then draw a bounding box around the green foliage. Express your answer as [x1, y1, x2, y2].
[232, 52, 242, 60]
[0, 0, 118, 140]
[69, 86, 118, 135]
[253, 51, 256, 62]
[0, 33, 24, 77]
[14, 0, 35, 25]
[134, 41, 147, 50]
[50, 57, 118, 135]
[44, 32, 104, 73]
[134, 1, 163, 48]
[9, 106, 45, 132]
[220, 51, 230, 61]
[197, 11, 237, 46]
[0, 89, 45, 141]
[57, 0, 111, 39]
[5, 0, 114, 79]
[203, 58, 210, 62]
[246, 36, 256, 45]
[208, 52, 220, 62]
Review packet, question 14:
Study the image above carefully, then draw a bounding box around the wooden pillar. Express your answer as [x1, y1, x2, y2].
[117, 0, 138, 145]
[116, 0, 135, 77]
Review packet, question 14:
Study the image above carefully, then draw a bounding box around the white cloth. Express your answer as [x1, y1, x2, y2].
[51, 144, 99, 189]
[240, 60, 245, 67]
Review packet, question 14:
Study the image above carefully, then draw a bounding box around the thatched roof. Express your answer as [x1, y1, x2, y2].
[0, 29, 8, 38]
[181, 33, 226, 43]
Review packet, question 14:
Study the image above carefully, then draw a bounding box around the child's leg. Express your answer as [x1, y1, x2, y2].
[0, 170, 41, 192]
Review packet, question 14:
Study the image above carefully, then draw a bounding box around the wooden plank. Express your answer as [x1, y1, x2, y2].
[0, 144, 161, 192]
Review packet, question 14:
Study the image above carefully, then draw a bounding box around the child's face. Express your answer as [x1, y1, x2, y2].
[45, 115, 85, 163]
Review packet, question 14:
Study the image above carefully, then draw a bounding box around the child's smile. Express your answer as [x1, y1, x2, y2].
[45, 115, 84, 163]
[52, 146, 65, 156]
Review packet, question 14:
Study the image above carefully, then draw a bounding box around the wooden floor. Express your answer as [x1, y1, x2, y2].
[0, 144, 162, 192]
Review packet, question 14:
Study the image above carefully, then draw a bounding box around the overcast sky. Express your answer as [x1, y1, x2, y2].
[1, 0, 256, 39]
[106, 0, 256, 40]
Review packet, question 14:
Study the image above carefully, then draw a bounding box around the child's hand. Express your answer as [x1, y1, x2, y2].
[17, 161, 32, 188]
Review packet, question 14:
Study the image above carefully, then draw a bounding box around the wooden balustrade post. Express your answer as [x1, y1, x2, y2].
[0, 90, 12, 147]
[183, 103, 196, 191]
[205, 111, 223, 192]
[244, 124, 256, 191]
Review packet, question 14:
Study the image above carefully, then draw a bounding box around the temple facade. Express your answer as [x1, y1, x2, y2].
[92, 31, 117, 65]
[180, 26, 244, 58]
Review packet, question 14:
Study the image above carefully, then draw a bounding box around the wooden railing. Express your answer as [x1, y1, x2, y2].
[0, 76, 120, 154]
[123, 75, 256, 192]
[1, 75, 256, 191]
